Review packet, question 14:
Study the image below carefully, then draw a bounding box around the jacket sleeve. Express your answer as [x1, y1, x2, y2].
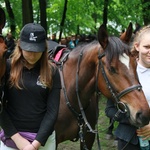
[35, 67, 61, 146]
[0, 108, 18, 137]
[0, 60, 18, 137]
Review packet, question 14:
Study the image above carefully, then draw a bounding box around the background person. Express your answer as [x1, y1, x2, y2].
[5, 32, 16, 59]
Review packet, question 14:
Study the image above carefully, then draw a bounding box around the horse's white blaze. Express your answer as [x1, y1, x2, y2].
[119, 54, 130, 69]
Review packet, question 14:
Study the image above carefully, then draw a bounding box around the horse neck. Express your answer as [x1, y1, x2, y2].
[65, 47, 99, 103]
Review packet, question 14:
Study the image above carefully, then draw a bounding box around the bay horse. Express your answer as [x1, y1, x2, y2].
[52, 24, 150, 150]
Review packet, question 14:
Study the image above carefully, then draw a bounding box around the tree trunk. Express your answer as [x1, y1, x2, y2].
[39, 0, 47, 36]
[4, 0, 15, 36]
[141, 0, 150, 25]
[22, 0, 33, 26]
[103, 0, 109, 28]
[58, 0, 68, 43]
[0, 8, 6, 34]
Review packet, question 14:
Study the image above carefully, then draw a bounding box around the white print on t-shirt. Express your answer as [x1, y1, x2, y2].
[36, 76, 46, 89]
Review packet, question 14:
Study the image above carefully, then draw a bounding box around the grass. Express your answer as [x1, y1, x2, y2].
[57, 95, 118, 150]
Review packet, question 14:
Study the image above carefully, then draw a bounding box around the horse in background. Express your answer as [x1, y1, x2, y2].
[51, 24, 150, 150]
[120, 22, 133, 44]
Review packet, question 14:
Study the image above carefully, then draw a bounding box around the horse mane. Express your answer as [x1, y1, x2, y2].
[72, 37, 130, 68]
[71, 40, 99, 57]
[105, 36, 130, 67]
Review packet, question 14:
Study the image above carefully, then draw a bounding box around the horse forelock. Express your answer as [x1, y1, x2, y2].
[105, 36, 130, 67]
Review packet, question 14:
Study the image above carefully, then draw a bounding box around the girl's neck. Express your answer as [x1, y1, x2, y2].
[24, 61, 35, 69]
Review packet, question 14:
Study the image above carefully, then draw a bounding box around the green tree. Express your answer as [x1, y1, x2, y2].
[1, 0, 150, 38]
[141, 0, 150, 25]
[4, 0, 15, 36]
[39, 0, 47, 35]
[22, 0, 33, 25]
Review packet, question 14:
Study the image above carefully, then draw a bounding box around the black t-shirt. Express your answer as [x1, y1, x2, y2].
[0, 60, 61, 145]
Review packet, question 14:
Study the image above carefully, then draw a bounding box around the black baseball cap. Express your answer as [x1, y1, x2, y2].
[20, 23, 46, 52]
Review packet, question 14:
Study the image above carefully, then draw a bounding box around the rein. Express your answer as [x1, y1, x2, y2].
[75, 49, 99, 150]
[76, 49, 97, 134]
[58, 49, 100, 150]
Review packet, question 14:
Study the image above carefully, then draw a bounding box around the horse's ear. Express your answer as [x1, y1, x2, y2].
[97, 24, 109, 49]
[0, 8, 6, 34]
[126, 22, 133, 39]
[120, 22, 133, 44]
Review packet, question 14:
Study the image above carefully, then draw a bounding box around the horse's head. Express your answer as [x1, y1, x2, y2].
[0, 8, 7, 84]
[97, 24, 150, 128]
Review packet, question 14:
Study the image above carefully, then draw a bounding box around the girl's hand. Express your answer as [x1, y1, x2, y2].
[137, 123, 150, 140]
[11, 133, 30, 150]
[22, 143, 37, 150]
[23, 140, 41, 150]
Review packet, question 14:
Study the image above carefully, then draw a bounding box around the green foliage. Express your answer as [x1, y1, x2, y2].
[0, 0, 149, 38]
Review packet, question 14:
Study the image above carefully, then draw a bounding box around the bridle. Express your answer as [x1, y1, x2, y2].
[97, 51, 142, 114]
[97, 51, 142, 150]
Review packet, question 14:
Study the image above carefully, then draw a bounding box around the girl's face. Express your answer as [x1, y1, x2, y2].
[22, 50, 43, 65]
[134, 33, 150, 68]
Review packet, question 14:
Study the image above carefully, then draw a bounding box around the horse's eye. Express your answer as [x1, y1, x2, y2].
[109, 66, 117, 73]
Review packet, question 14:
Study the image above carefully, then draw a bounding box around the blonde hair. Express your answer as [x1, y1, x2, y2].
[131, 25, 150, 58]
[9, 40, 55, 89]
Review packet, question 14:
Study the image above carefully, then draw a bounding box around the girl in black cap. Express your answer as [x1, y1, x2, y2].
[0, 23, 61, 150]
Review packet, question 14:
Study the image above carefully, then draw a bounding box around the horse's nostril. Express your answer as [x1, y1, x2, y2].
[136, 111, 149, 126]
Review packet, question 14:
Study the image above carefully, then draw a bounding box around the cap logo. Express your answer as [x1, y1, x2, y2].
[29, 33, 37, 41]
